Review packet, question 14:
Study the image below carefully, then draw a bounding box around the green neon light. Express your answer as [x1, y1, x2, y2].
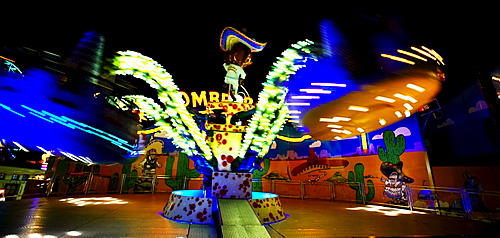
[112, 51, 213, 160]
[237, 40, 317, 157]
[110, 41, 316, 168]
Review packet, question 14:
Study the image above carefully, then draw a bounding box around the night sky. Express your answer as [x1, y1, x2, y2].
[3, 8, 500, 102]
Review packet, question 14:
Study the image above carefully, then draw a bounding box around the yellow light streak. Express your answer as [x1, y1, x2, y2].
[397, 49, 428, 61]
[421, 46, 445, 65]
[288, 110, 302, 114]
[381, 54, 415, 65]
[357, 128, 365, 133]
[379, 118, 387, 125]
[320, 117, 351, 122]
[410, 47, 436, 61]
[348, 106, 369, 112]
[327, 125, 343, 128]
[404, 110, 411, 117]
[394, 93, 417, 103]
[406, 83, 425, 92]
[0, 55, 15, 62]
[331, 129, 352, 134]
[394, 111, 403, 118]
[277, 134, 312, 142]
[375, 96, 396, 103]
[360, 133, 368, 153]
[138, 126, 168, 134]
[403, 103, 413, 110]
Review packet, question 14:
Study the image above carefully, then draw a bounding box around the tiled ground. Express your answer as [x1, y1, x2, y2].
[0, 193, 496, 237]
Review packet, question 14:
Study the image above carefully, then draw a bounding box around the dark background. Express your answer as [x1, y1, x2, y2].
[3, 7, 500, 102]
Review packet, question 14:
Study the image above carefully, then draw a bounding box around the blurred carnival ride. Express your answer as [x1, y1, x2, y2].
[110, 22, 444, 227]
[0, 31, 140, 165]
[1, 18, 444, 233]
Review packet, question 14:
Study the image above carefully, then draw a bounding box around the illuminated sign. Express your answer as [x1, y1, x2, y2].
[179, 91, 253, 108]
[40, 153, 50, 171]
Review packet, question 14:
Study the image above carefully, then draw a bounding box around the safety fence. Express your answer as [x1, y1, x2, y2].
[37, 173, 500, 222]
[264, 180, 500, 222]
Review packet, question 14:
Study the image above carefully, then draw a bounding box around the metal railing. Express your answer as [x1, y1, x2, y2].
[264, 179, 500, 222]
[38, 174, 500, 222]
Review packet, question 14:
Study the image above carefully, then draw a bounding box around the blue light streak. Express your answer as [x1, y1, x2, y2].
[19, 105, 134, 151]
[1, 68, 139, 164]
[0, 103, 25, 117]
[29, 112, 55, 123]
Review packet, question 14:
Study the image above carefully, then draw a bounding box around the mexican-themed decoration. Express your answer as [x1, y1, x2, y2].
[162, 190, 214, 224]
[111, 28, 316, 178]
[220, 27, 266, 100]
[248, 193, 286, 224]
[109, 20, 444, 228]
[291, 148, 349, 184]
[135, 139, 163, 192]
[211, 171, 252, 199]
[164, 152, 200, 191]
[348, 163, 375, 204]
[205, 101, 255, 171]
[111, 26, 308, 226]
[378, 130, 414, 205]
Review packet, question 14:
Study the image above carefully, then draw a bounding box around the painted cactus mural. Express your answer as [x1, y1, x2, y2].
[63, 164, 91, 194]
[121, 163, 138, 193]
[108, 172, 120, 193]
[377, 130, 413, 183]
[252, 158, 270, 192]
[378, 130, 414, 204]
[165, 152, 201, 191]
[347, 163, 375, 204]
[378, 130, 406, 164]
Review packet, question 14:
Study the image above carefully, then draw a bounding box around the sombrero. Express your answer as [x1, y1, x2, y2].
[220, 27, 266, 52]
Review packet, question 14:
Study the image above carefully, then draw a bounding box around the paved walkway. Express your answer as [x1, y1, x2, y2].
[0, 193, 496, 237]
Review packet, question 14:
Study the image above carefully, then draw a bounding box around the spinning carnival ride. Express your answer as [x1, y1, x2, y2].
[111, 23, 444, 226]
[111, 28, 316, 225]
[0, 20, 444, 229]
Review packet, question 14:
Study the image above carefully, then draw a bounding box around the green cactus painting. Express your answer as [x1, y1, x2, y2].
[63, 164, 88, 194]
[347, 163, 375, 204]
[108, 173, 120, 193]
[252, 158, 270, 192]
[378, 130, 414, 204]
[377, 130, 413, 183]
[121, 163, 138, 193]
[165, 152, 201, 191]
[378, 130, 405, 164]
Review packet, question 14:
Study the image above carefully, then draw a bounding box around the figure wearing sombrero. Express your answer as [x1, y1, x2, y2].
[220, 27, 266, 101]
